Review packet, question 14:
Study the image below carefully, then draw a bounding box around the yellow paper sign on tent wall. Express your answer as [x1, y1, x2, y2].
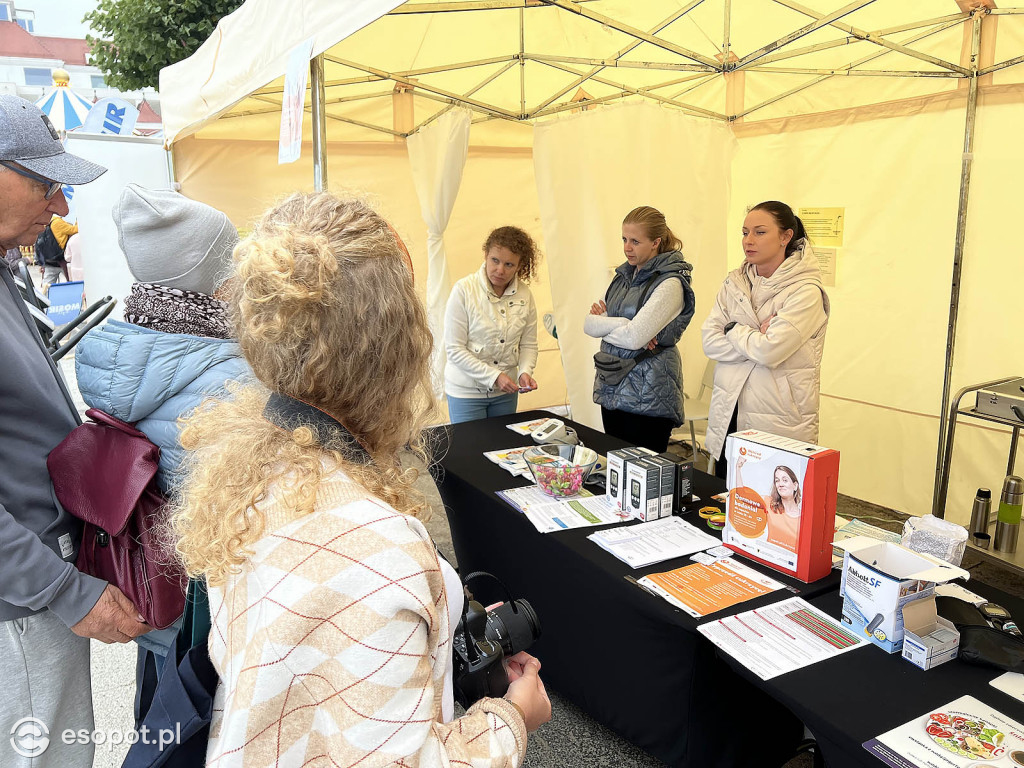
[798, 207, 845, 247]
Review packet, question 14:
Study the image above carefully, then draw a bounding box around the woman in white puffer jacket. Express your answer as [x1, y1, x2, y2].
[701, 200, 830, 479]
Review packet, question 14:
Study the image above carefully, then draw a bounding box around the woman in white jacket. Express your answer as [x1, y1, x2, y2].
[701, 200, 830, 479]
[445, 226, 540, 423]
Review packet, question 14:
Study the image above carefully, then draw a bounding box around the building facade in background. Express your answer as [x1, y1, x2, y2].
[0, 1, 161, 129]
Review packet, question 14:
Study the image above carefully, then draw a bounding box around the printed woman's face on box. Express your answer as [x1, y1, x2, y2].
[774, 468, 797, 499]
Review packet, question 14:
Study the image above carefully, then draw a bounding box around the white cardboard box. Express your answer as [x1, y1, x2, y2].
[836, 537, 969, 654]
[901, 598, 960, 670]
[606, 447, 655, 512]
[645, 454, 676, 519]
[626, 457, 663, 522]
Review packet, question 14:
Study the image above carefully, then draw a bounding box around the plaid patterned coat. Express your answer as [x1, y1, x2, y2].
[205, 474, 527, 767]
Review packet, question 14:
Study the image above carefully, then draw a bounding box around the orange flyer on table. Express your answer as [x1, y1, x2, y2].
[639, 558, 786, 618]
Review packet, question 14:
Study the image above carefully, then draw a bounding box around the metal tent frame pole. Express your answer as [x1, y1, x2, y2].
[932, 11, 983, 518]
[165, 145, 177, 190]
[310, 53, 329, 191]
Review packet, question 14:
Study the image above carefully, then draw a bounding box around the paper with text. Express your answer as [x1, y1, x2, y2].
[640, 559, 785, 618]
[698, 596, 865, 679]
[588, 516, 720, 569]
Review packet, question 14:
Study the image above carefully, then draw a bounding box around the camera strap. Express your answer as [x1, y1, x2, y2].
[263, 392, 371, 464]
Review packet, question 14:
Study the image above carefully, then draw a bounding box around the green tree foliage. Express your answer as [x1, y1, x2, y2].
[85, 0, 245, 91]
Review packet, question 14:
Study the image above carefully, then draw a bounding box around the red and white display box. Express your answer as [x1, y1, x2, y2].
[723, 430, 840, 583]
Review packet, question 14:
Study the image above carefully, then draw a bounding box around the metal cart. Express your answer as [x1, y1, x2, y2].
[933, 375, 1023, 518]
[933, 375, 1024, 574]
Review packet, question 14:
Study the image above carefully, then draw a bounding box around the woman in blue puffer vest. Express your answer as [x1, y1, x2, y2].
[585, 206, 695, 452]
[75, 184, 249, 723]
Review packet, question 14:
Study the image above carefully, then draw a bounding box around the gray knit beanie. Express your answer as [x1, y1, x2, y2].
[112, 184, 239, 295]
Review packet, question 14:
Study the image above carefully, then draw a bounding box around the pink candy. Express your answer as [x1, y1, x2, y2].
[534, 464, 586, 497]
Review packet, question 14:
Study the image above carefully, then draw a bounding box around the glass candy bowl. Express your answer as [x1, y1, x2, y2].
[523, 444, 599, 497]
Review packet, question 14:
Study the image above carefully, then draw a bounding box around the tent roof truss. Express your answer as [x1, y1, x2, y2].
[222, 2, 1024, 139]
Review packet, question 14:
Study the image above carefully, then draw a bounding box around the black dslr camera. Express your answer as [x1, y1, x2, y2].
[453, 571, 541, 708]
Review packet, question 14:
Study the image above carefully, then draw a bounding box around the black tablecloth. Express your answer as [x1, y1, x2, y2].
[432, 411, 840, 767]
[734, 582, 1024, 768]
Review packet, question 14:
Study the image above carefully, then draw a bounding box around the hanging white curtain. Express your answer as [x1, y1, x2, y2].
[534, 102, 736, 430]
[407, 108, 472, 397]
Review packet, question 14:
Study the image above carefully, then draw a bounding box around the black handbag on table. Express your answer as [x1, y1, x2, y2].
[937, 596, 1024, 674]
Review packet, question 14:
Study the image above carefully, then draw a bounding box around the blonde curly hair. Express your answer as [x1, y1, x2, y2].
[171, 192, 436, 585]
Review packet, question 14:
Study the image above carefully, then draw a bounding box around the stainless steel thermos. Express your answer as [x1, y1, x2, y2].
[994, 475, 1023, 554]
[969, 488, 992, 549]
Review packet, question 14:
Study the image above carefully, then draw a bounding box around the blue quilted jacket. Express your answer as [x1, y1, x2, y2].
[75, 320, 250, 494]
[593, 250, 695, 424]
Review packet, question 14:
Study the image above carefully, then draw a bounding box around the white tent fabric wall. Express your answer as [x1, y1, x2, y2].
[407, 108, 473, 397]
[534, 102, 735, 431]
[945, 96, 1024, 529]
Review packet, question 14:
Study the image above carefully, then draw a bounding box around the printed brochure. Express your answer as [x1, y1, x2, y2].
[864, 695, 1024, 767]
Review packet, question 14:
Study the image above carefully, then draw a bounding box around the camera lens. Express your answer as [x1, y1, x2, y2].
[484, 599, 541, 656]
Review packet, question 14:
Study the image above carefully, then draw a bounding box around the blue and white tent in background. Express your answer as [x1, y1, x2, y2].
[34, 69, 94, 134]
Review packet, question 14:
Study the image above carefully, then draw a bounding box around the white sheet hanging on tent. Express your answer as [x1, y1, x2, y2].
[533, 102, 736, 431]
[406, 108, 472, 396]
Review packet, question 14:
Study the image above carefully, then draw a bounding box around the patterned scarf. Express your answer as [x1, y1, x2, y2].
[123, 282, 231, 339]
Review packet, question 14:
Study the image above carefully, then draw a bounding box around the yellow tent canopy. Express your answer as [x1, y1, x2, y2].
[160, 0, 1024, 530]
[162, 0, 1022, 143]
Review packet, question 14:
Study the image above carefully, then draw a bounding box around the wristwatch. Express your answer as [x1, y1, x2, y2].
[723, 321, 737, 333]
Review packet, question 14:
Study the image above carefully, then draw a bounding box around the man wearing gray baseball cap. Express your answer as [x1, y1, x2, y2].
[0, 95, 149, 768]
[0, 94, 105, 247]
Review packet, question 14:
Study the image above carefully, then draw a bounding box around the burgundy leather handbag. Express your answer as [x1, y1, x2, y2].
[47, 408, 187, 629]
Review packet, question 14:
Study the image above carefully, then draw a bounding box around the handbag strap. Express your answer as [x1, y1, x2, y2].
[180, 579, 212, 651]
[263, 392, 370, 463]
[632, 347, 657, 364]
[85, 407, 149, 440]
